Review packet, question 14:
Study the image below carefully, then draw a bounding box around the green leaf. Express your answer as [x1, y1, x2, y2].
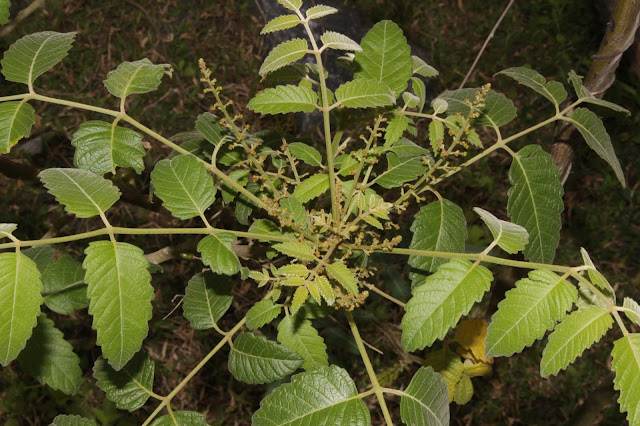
[384, 114, 410, 146]
[473, 207, 529, 254]
[374, 150, 427, 189]
[429, 120, 444, 156]
[277, 315, 328, 370]
[568, 71, 630, 115]
[568, 107, 625, 187]
[580, 248, 615, 302]
[437, 89, 517, 127]
[0, 252, 42, 366]
[272, 241, 315, 261]
[104, 58, 172, 99]
[278, 0, 301, 11]
[194, 112, 225, 146]
[486, 270, 577, 357]
[83, 241, 153, 370]
[507, 145, 564, 263]
[259, 38, 308, 76]
[252, 365, 370, 425]
[261, 15, 300, 34]
[221, 169, 249, 204]
[408, 199, 467, 286]
[496, 67, 567, 105]
[248, 84, 317, 114]
[611, 334, 640, 425]
[1, 31, 76, 85]
[248, 219, 293, 241]
[71, 120, 145, 175]
[39, 168, 121, 218]
[320, 31, 362, 51]
[354, 20, 412, 95]
[247, 300, 282, 330]
[453, 374, 473, 405]
[335, 79, 395, 108]
[412, 55, 439, 78]
[402, 259, 492, 352]
[41, 255, 88, 315]
[306, 5, 338, 20]
[93, 352, 155, 411]
[0, 223, 17, 239]
[432, 99, 448, 114]
[291, 174, 330, 202]
[423, 348, 464, 401]
[150, 155, 216, 220]
[0, 101, 35, 153]
[287, 142, 322, 166]
[228, 332, 303, 384]
[0, 0, 9, 25]
[623, 298, 640, 326]
[326, 262, 359, 295]
[50, 415, 98, 426]
[400, 366, 450, 426]
[279, 196, 307, 228]
[17, 315, 81, 395]
[412, 77, 426, 111]
[22, 245, 56, 272]
[540, 306, 613, 377]
[150, 411, 209, 426]
[197, 233, 241, 276]
[183, 272, 233, 330]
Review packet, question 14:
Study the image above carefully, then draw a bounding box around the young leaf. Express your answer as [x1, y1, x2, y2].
[335, 79, 395, 108]
[412, 55, 439, 78]
[385, 114, 410, 146]
[194, 112, 225, 146]
[38, 168, 121, 218]
[540, 306, 613, 377]
[183, 272, 233, 330]
[423, 348, 464, 401]
[0, 252, 42, 366]
[623, 298, 640, 326]
[272, 241, 315, 261]
[17, 315, 81, 395]
[326, 262, 359, 295]
[291, 285, 309, 314]
[473, 207, 529, 254]
[228, 332, 304, 384]
[150, 411, 209, 426]
[278, 0, 301, 11]
[0, 101, 35, 153]
[252, 365, 370, 425]
[197, 233, 241, 276]
[1, 31, 76, 85]
[93, 352, 155, 411]
[261, 15, 300, 34]
[41, 255, 88, 315]
[580, 248, 615, 302]
[71, 120, 145, 175]
[354, 20, 412, 95]
[50, 415, 97, 426]
[287, 142, 322, 167]
[454, 318, 489, 362]
[246, 300, 282, 330]
[453, 374, 473, 405]
[496, 67, 567, 106]
[507, 145, 564, 264]
[437, 89, 517, 128]
[432, 98, 448, 114]
[104, 58, 172, 99]
[277, 315, 328, 370]
[320, 31, 362, 51]
[279, 196, 307, 228]
[306, 5, 338, 20]
[315, 275, 335, 305]
[400, 366, 450, 426]
[568, 107, 625, 187]
[428, 120, 444, 156]
[611, 334, 640, 425]
[83, 241, 153, 370]
[248, 84, 318, 114]
[150, 155, 216, 220]
[291, 174, 330, 202]
[0, 223, 17, 239]
[259, 38, 308, 76]
[0, 0, 9, 25]
[402, 259, 493, 352]
[408, 199, 467, 286]
[412, 77, 426, 112]
[486, 270, 577, 357]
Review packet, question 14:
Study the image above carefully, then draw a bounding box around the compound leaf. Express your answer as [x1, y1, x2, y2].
[277, 315, 328, 370]
[320, 31, 362, 52]
[496, 67, 567, 105]
[408, 199, 467, 286]
[540, 306, 613, 377]
[326, 262, 359, 295]
[437, 89, 517, 128]
[17, 315, 81, 395]
[247, 299, 282, 330]
[507, 145, 564, 263]
[473, 207, 529, 254]
[150, 155, 216, 220]
[228, 332, 304, 384]
[197, 233, 241, 276]
[104, 58, 171, 99]
[93, 352, 155, 411]
[150, 411, 209, 426]
[50, 415, 98, 426]
[291, 174, 330, 202]
[248, 84, 317, 114]
[354, 20, 412, 95]
[1, 31, 76, 85]
[259, 38, 308, 76]
[83, 241, 153, 370]
[611, 334, 640, 426]
[252, 365, 370, 425]
[0, 252, 42, 366]
[0, 101, 35, 153]
[39, 168, 121, 218]
[306, 5, 338, 20]
[486, 270, 577, 357]
[402, 259, 493, 352]
[71, 120, 145, 175]
[261, 15, 300, 34]
[183, 272, 232, 330]
[335, 79, 394, 108]
[41, 255, 88, 315]
[400, 366, 450, 426]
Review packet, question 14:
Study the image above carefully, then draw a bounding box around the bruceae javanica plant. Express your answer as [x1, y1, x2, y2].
[0, 0, 639, 424]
